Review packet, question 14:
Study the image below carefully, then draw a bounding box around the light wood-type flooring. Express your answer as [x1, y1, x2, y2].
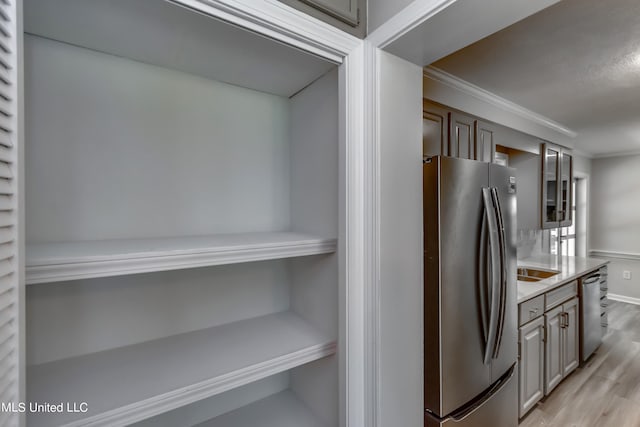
[520, 301, 640, 427]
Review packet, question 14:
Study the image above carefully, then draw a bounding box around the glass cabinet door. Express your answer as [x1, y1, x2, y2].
[542, 145, 560, 228]
[559, 153, 573, 226]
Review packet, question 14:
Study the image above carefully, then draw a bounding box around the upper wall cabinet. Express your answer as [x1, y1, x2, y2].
[278, 0, 365, 37]
[448, 112, 476, 160]
[475, 120, 496, 163]
[423, 100, 448, 157]
[422, 100, 493, 162]
[541, 143, 573, 229]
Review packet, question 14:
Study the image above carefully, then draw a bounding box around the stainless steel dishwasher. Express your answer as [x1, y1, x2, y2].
[580, 270, 602, 362]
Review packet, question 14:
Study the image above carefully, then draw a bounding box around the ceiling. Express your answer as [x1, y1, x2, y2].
[431, 0, 640, 157]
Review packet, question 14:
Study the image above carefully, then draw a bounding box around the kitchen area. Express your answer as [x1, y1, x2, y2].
[421, 110, 615, 426]
[419, 0, 640, 425]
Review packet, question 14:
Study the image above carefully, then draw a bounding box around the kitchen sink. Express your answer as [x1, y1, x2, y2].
[517, 267, 560, 282]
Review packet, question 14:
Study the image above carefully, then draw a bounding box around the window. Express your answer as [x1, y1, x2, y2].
[551, 179, 576, 256]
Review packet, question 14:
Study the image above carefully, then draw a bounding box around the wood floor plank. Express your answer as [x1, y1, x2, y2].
[520, 301, 640, 427]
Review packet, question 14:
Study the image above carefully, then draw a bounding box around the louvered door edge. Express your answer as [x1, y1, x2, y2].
[0, 0, 19, 426]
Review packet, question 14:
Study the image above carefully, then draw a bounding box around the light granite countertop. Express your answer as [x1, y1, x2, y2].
[517, 255, 609, 303]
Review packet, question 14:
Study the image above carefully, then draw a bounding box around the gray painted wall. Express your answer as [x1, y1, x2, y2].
[25, 35, 291, 243]
[367, 0, 414, 32]
[591, 154, 640, 299]
[379, 50, 423, 427]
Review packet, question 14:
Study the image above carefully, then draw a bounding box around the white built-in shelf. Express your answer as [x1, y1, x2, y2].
[27, 311, 336, 427]
[196, 390, 328, 427]
[26, 232, 337, 284]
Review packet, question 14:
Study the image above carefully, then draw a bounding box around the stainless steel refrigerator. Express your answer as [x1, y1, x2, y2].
[424, 156, 518, 427]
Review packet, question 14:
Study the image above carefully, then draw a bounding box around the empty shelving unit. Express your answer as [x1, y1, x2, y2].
[19, 0, 362, 425]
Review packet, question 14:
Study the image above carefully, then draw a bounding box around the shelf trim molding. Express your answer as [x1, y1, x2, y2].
[589, 250, 640, 262]
[170, 0, 361, 64]
[423, 66, 578, 138]
[26, 237, 337, 284]
[62, 342, 336, 427]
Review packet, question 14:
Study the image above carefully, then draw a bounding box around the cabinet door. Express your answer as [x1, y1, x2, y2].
[541, 143, 560, 229]
[449, 112, 475, 160]
[544, 306, 563, 395]
[519, 317, 545, 418]
[297, 0, 358, 25]
[559, 152, 573, 227]
[423, 101, 448, 157]
[475, 120, 494, 163]
[562, 297, 580, 376]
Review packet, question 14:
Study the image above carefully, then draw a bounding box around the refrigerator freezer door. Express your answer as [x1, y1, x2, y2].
[424, 157, 491, 417]
[425, 365, 518, 427]
[488, 164, 518, 383]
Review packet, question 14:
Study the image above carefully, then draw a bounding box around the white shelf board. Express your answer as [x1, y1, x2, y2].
[196, 390, 328, 427]
[26, 232, 337, 284]
[27, 311, 336, 427]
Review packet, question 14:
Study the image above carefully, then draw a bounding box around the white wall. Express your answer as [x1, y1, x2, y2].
[367, 0, 414, 32]
[378, 51, 423, 427]
[591, 154, 640, 300]
[288, 69, 340, 426]
[574, 153, 592, 175]
[25, 35, 291, 242]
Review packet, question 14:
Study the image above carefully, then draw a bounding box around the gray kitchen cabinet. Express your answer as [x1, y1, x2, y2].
[475, 120, 495, 163]
[423, 101, 500, 163]
[544, 305, 564, 395]
[541, 142, 573, 229]
[544, 297, 579, 395]
[423, 101, 449, 157]
[449, 112, 476, 160]
[563, 297, 580, 376]
[278, 0, 365, 37]
[559, 151, 573, 227]
[302, 0, 358, 24]
[519, 316, 545, 418]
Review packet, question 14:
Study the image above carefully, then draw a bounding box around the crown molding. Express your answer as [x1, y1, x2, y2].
[591, 149, 640, 159]
[424, 66, 578, 138]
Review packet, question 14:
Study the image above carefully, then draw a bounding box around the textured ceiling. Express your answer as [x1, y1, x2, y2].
[432, 0, 640, 156]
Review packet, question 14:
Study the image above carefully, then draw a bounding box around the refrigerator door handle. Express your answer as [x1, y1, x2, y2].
[491, 187, 508, 360]
[482, 188, 500, 365]
[478, 204, 490, 344]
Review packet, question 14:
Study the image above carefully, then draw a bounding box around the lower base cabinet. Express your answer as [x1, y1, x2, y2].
[519, 316, 545, 418]
[545, 297, 579, 395]
[519, 293, 580, 418]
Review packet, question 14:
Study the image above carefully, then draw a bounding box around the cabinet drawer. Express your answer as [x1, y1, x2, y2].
[545, 281, 577, 311]
[601, 311, 608, 327]
[519, 295, 545, 326]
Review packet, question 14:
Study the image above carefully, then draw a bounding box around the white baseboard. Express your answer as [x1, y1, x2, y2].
[608, 293, 640, 306]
